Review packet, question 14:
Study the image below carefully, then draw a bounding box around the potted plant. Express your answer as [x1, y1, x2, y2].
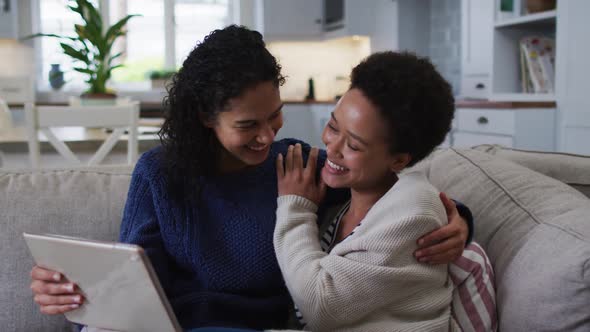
[148, 69, 176, 89]
[26, 0, 139, 104]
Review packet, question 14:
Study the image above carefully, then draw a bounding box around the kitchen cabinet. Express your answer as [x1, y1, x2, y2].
[555, 0, 590, 154]
[0, 0, 18, 39]
[310, 104, 334, 148]
[322, 0, 375, 40]
[451, 107, 555, 151]
[459, 0, 493, 99]
[275, 103, 336, 148]
[457, 0, 589, 154]
[491, 5, 557, 102]
[276, 104, 316, 145]
[254, 0, 376, 42]
[254, 0, 324, 41]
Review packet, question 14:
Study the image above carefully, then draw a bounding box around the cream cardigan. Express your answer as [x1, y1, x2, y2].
[273, 171, 455, 332]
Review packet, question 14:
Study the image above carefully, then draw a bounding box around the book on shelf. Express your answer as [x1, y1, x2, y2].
[519, 36, 555, 93]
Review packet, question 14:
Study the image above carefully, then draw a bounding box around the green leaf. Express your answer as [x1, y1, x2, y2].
[105, 14, 140, 46]
[109, 64, 124, 72]
[73, 67, 94, 75]
[108, 52, 124, 66]
[77, 0, 102, 29]
[106, 64, 124, 80]
[60, 43, 90, 64]
[21, 33, 77, 42]
[74, 24, 88, 40]
[74, 0, 106, 56]
[103, 15, 139, 59]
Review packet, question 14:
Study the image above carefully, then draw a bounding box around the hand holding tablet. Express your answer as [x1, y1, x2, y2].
[24, 233, 182, 332]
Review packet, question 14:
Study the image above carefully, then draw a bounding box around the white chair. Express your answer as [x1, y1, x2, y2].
[0, 98, 13, 132]
[24, 102, 140, 168]
[0, 98, 12, 168]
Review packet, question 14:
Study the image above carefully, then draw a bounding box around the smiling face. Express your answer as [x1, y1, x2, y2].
[205, 81, 284, 173]
[321, 88, 410, 192]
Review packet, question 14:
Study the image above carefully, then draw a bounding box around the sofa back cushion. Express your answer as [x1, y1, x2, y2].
[0, 166, 133, 331]
[473, 144, 590, 198]
[424, 149, 590, 331]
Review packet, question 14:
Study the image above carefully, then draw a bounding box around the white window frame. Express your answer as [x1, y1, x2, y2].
[32, 0, 239, 102]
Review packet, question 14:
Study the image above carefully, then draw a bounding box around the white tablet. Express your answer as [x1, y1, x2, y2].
[23, 233, 182, 332]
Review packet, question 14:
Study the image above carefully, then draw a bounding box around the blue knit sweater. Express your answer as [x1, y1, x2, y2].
[119, 139, 345, 330]
[119, 138, 473, 330]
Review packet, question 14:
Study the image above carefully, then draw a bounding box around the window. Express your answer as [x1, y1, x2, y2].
[38, 0, 96, 91]
[175, 0, 229, 67]
[108, 0, 166, 90]
[37, 0, 232, 92]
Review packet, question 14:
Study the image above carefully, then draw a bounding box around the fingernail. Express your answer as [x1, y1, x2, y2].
[73, 295, 81, 303]
[415, 250, 422, 257]
[63, 284, 74, 292]
[70, 304, 79, 309]
[53, 273, 60, 281]
[419, 257, 427, 262]
[418, 239, 424, 246]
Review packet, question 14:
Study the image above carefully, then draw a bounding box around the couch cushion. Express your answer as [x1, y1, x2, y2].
[450, 242, 497, 332]
[473, 144, 590, 198]
[423, 148, 590, 331]
[0, 166, 133, 331]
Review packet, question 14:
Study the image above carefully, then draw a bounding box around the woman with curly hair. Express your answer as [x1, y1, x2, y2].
[274, 52, 468, 331]
[28, 26, 472, 331]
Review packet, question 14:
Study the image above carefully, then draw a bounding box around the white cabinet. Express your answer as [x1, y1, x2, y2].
[255, 0, 376, 42]
[461, 0, 493, 76]
[460, 0, 493, 98]
[0, 0, 18, 39]
[275, 103, 335, 148]
[555, 0, 590, 155]
[310, 104, 334, 148]
[491, 2, 558, 101]
[322, 0, 376, 40]
[255, 0, 324, 41]
[276, 104, 315, 143]
[451, 107, 555, 151]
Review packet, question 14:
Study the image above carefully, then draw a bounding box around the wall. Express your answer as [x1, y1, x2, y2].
[428, 0, 461, 95]
[397, 0, 431, 57]
[0, 40, 34, 77]
[267, 36, 371, 101]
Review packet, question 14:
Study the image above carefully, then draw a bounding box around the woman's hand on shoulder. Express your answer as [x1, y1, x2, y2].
[413, 192, 468, 264]
[30, 265, 84, 314]
[276, 143, 327, 206]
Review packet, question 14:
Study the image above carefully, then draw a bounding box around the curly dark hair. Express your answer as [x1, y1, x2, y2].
[158, 25, 285, 200]
[350, 51, 454, 167]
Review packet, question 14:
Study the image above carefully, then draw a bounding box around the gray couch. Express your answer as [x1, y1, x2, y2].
[1, 146, 589, 331]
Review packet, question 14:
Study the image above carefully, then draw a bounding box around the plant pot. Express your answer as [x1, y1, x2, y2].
[80, 92, 117, 106]
[526, 0, 556, 13]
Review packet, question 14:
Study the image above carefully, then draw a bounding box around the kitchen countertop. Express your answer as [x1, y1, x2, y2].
[455, 99, 556, 109]
[282, 99, 339, 105]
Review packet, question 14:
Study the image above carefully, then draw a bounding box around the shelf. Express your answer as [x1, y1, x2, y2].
[489, 93, 556, 103]
[495, 10, 556, 28]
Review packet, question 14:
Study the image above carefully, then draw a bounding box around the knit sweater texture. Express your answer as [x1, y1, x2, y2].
[274, 171, 455, 332]
[118, 139, 347, 330]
